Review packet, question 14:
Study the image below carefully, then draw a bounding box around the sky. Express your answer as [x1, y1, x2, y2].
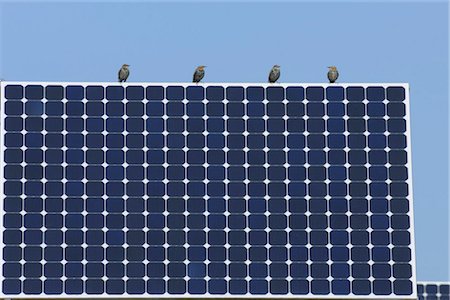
[0, 0, 449, 282]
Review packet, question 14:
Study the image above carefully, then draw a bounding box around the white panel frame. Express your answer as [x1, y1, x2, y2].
[0, 81, 417, 299]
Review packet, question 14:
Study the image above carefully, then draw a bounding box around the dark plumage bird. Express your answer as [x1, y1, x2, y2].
[327, 66, 339, 83]
[193, 66, 206, 83]
[268, 65, 280, 83]
[118, 64, 130, 82]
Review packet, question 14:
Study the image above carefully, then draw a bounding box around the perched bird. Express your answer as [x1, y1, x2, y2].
[193, 66, 206, 83]
[118, 64, 130, 82]
[268, 65, 280, 83]
[327, 66, 339, 83]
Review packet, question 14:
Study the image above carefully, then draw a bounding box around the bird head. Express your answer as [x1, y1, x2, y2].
[328, 66, 337, 70]
[273, 65, 280, 69]
[197, 65, 206, 71]
[122, 64, 130, 69]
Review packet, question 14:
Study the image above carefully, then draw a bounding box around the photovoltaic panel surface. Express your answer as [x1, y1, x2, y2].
[0, 82, 416, 298]
[418, 282, 450, 300]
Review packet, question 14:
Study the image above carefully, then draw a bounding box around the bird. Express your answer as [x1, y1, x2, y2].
[118, 64, 130, 82]
[327, 66, 339, 83]
[268, 65, 280, 83]
[193, 66, 206, 83]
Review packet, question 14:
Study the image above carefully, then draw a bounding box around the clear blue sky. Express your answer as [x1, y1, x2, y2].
[0, 0, 448, 281]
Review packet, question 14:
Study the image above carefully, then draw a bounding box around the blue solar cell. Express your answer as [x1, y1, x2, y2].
[227, 102, 244, 117]
[441, 284, 450, 295]
[347, 103, 365, 117]
[330, 217, 348, 231]
[387, 87, 405, 102]
[267, 86, 284, 101]
[347, 118, 365, 132]
[5, 101, 23, 115]
[25, 117, 43, 131]
[327, 134, 345, 149]
[374, 280, 392, 295]
[250, 279, 268, 294]
[367, 102, 385, 117]
[286, 102, 304, 117]
[306, 87, 324, 101]
[207, 102, 224, 116]
[394, 280, 413, 295]
[388, 118, 406, 133]
[285, 86, 304, 101]
[146, 86, 164, 100]
[347, 86, 365, 102]
[5, 85, 24, 99]
[127, 102, 144, 116]
[326, 86, 344, 101]
[187, 103, 204, 117]
[327, 102, 345, 116]
[66, 85, 84, 100]
[308, 150, 326, 165]
[5, 117, 23, 131]
[308, 119, 325, 132]
[367, 86, 385, 101]
[25, 101, 44, 115]
[229, 279, 247, 294]
[184, 86, 203, 101]
[25, 85, 44, 100]
[104, 86, 124, 101]
[206, 86, 224, 100]
[246, 86, 264, 101]
[307, 102, 325, 117]
[368, 119, 386, 133]
[45, 117, 63, 132]
[247, 102, 265, 117]
[125, 85, 144, 100]
[46, 101, 64, 116]
[167, 102, 184, 116]
[86, 85, 104, 100]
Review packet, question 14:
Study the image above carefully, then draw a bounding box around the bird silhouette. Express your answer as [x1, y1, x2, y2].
[193, 66, 206, 84]
[118, 64, 130, 82]
[268, 65, 280, 83]
[327, 66, 339, 83]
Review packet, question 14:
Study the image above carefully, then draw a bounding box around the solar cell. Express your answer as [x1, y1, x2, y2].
[0, 82, 416, 298]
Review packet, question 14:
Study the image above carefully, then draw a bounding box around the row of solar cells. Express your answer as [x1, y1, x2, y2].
[4, 212, 411, 230]
[4, 242, 412, 263]
[3, 229, 412, 248]
[4, 101, 407, 119]
[4, 165, 408, 182]
[3, 133, 407, 150]
[4, 84, 406, 102]
[3, 236, 411, 255]
[1, 277, 414, 296]
[4, 197, 410, 214]
[5, 148, 408, 165]
[2, 181, 409, 197]
[3, 261, 412, 280]
[4, 118, 407, 136]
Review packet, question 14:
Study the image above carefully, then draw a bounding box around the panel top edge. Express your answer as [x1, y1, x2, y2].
[0, 81, 410, 88]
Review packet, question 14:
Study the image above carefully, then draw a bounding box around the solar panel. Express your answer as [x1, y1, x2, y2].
[0, 82, 417, 298]
[418, 282, 450, 300]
